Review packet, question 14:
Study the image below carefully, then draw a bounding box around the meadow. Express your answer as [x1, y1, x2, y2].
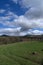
[0, 41, 43, 65]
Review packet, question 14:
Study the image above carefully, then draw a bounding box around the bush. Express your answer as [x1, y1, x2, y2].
[41, 59, 43, 65]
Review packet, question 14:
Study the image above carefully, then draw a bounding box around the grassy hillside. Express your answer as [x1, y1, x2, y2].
[0, 41, 43, 65]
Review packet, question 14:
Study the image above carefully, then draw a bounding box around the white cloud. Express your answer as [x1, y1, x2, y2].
[32, 30, 43, 35]
[0, 9, 5, 13]
[14, 16, 43, 31]
[6, 11, 18, 18]
[0, 11, 18, 22]
[28, 30, 43, 35]
[0, 27, 21, 36]
[21, 0, 43, 19]
[25, 7, 43, 19]
[0, 28, 43, 36]
[0, 12, 43, 35]
[0, 11, 18, 27]
[12, 0, 43, 36]
[19, 0, 43, 8]
[12, 0, 43, 19]
[2, 0, 43, 29]
[0, 0, 43, 36]
[12, 0, 43, 29]
[12, 0, 43, 8]
[0, 27, 29, 36]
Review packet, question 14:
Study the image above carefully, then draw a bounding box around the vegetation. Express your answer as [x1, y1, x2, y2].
[0, 41, 43, 65]
[0, 35, 43, 45]
[41, 59, 43, 65]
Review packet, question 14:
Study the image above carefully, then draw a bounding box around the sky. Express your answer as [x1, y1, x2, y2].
[0, 0, 43, 36]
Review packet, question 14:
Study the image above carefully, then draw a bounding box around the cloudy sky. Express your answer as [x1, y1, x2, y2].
[0, 0, 43, 36]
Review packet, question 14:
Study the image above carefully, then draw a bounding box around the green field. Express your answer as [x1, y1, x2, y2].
[0, 41, 43, 65]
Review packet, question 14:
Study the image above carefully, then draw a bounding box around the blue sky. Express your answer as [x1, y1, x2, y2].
[0, 0, 43, 36]
[0, 0, 28, 28]
[0, 0, 28, 16]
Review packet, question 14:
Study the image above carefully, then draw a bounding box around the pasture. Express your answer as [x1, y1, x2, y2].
[0, 41, 43, 65]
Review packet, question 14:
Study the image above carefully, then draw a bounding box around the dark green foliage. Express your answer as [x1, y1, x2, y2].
[41, 59, 43, 65]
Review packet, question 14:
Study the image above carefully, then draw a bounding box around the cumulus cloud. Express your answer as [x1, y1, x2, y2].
[0, 11, 18, 22]
[6, 11, 18, 18]
[25, 7, 43, 19]
[12, 0, 43, 19]
[12, 0, 43, 8]
[19, 0, 43, 8]
[14, 16, 43, 30]
[0, 11, 43, 35]
[0, 27, 21, 36]
[20, 0, 43, 19]
[1, 0, 43, 29]
[32, 30, 43, 35]
[12, 0, 43, 36]
[28, 30, 43, 35]
[0, 0, 43, 36]
[0, 28, 43, 36]
[0, 11, 18, 27]
[0, 27, 29, 36]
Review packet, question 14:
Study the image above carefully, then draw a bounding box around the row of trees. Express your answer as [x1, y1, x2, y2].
[0, 35, 43, 45]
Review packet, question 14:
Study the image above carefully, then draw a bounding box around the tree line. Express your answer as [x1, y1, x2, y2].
[0, 35, 43, 45]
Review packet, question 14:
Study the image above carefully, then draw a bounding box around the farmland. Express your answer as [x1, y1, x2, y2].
[0, 41, 43, 65]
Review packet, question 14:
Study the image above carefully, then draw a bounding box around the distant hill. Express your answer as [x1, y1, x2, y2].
[1, 35, 9, 37]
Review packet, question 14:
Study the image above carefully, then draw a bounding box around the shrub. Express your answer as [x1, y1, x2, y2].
[41, 59, 43, 65]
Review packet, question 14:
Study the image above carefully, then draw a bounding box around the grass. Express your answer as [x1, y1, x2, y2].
[0, 41, 43, 65]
